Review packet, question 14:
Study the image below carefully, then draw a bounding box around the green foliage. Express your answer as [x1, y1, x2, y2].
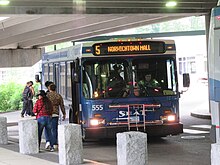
[34, 82, 40, 93]
[0, 82, 24, 112]
[135, 16, 205, 34]
[45, 41, 73, 53]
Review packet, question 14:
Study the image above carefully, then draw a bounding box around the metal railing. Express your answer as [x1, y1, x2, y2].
[109, 104, 161, 131]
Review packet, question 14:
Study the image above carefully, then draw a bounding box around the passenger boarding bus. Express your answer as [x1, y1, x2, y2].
[42, 39, 189, 139]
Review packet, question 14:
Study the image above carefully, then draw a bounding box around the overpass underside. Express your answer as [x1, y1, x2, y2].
[0, 0, 216, 15]
[0, 0, 216, 67]
[0, 49, 41, 68]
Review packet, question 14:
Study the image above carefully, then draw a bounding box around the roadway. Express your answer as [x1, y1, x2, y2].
[0, 82, 212, 165]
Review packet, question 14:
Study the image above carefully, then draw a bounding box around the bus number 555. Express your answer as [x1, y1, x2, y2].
[92, 105, 103, 111]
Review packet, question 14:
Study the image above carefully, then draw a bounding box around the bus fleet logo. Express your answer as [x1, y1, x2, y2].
[119, 110, 141, 117]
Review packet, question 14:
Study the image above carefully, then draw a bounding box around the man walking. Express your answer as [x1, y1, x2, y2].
[45, 84, 66, 149]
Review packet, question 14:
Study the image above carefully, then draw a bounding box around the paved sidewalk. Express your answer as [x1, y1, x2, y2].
[0, 110, 108, 165]
[0, 111, 58, 165]
[0, 101, 211, 165]
[0, 147, 57, 165]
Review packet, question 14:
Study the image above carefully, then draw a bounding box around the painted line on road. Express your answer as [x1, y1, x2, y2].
[181, 135, 206, 140]
[183, 128, 209, 134]
[84, 159, 110, 165]
[190, 125, 211, 129]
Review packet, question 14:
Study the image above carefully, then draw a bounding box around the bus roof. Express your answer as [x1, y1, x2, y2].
[42, 39, 176, 63]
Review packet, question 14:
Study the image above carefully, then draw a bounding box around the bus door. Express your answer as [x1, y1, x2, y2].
[54, 63, 60, 93]
[69, 60, 80, 124]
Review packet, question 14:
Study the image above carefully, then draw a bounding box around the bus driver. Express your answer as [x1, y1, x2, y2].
[138, 74, 160, 96]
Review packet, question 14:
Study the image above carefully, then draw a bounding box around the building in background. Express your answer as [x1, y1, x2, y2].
[0, 61, 41, 85]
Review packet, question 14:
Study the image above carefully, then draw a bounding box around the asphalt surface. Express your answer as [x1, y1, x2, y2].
[0, 83, 212, 165]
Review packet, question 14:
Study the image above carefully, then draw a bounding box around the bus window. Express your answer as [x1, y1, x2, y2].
[49, 64, 53, 81]
[83, 60, 129, 99]
[43, 64, 49, 82]
[82, 67, 93, 99]
[132, 58, 177, 97]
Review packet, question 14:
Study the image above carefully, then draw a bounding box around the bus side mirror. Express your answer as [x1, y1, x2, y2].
[73, 58, 80, 83]
[73, 72, 79, 82]
[183, 73, 190, 87]
[35, 74, 40, 83]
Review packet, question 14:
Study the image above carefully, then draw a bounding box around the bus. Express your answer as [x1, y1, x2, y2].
[41, 39, 190, 139]
[208, 5, 220, 142]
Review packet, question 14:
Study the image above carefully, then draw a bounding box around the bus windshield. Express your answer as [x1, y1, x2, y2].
[82, 57, 177, 99]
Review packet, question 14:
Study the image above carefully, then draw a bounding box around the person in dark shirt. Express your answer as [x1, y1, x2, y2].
[21, 81, 34, 117]
[107, 65, 125, 97]
[28, 81, 35, 116]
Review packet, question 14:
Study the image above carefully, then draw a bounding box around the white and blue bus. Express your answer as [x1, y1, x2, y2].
[42, 39, 189, 139]
[208, 5, 220, 142]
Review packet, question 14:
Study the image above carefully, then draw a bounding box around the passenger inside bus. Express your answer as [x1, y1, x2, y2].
[138, 73, 160, 96]
[107, 64, 126, 97]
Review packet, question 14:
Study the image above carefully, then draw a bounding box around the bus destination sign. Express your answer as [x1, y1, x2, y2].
[92, 41, 166, 56]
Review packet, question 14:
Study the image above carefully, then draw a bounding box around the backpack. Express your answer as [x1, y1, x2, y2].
[22, 86, 31, 100]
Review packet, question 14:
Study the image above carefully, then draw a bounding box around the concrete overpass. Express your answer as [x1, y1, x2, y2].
[0, 0, 217, 67]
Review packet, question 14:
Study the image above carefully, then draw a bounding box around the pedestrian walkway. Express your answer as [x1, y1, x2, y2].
[0, 111, 57, 165]
[0, 110, 109, 165]
[0, 147, 57, 165]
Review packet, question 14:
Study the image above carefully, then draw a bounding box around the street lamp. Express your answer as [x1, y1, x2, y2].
[165, 1, 177, 7]
[0, 0, 10, 6]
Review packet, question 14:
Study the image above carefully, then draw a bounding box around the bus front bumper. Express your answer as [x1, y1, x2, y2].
[85, 123, 183, 139]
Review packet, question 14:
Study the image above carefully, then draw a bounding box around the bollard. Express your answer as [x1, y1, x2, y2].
[18, 119, 39, 154]
[211, 143, 220, 165]
[58, 124, 83, 165]
[117, 131, 148, 165]
[0, 117, 8, 144]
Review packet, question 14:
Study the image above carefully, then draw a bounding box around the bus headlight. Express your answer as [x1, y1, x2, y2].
[90, 118, 105, 126]
[167, 115, 176, 122]
[160, 114, 176, 122]
[90, 119, 99, 126]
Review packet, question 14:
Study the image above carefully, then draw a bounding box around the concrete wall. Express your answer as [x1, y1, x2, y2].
[0, 49, 41, 68]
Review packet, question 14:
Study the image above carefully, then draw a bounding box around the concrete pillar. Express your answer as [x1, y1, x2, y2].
[0, 117, 8, 144]
[58, 124, 83, 165]
[211, 143, 220, 165]
[117, 131, 148, 165]
[18, 119, 39, 154]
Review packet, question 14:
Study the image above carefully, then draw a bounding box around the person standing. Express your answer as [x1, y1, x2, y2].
[45, 84, 66, 149]
[33, 90, 55, 152]
[28, 81, 35, 116]
[21, 81, 34, 117]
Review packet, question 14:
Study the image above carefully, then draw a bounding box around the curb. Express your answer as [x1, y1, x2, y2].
[190, 112, 211, 120]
